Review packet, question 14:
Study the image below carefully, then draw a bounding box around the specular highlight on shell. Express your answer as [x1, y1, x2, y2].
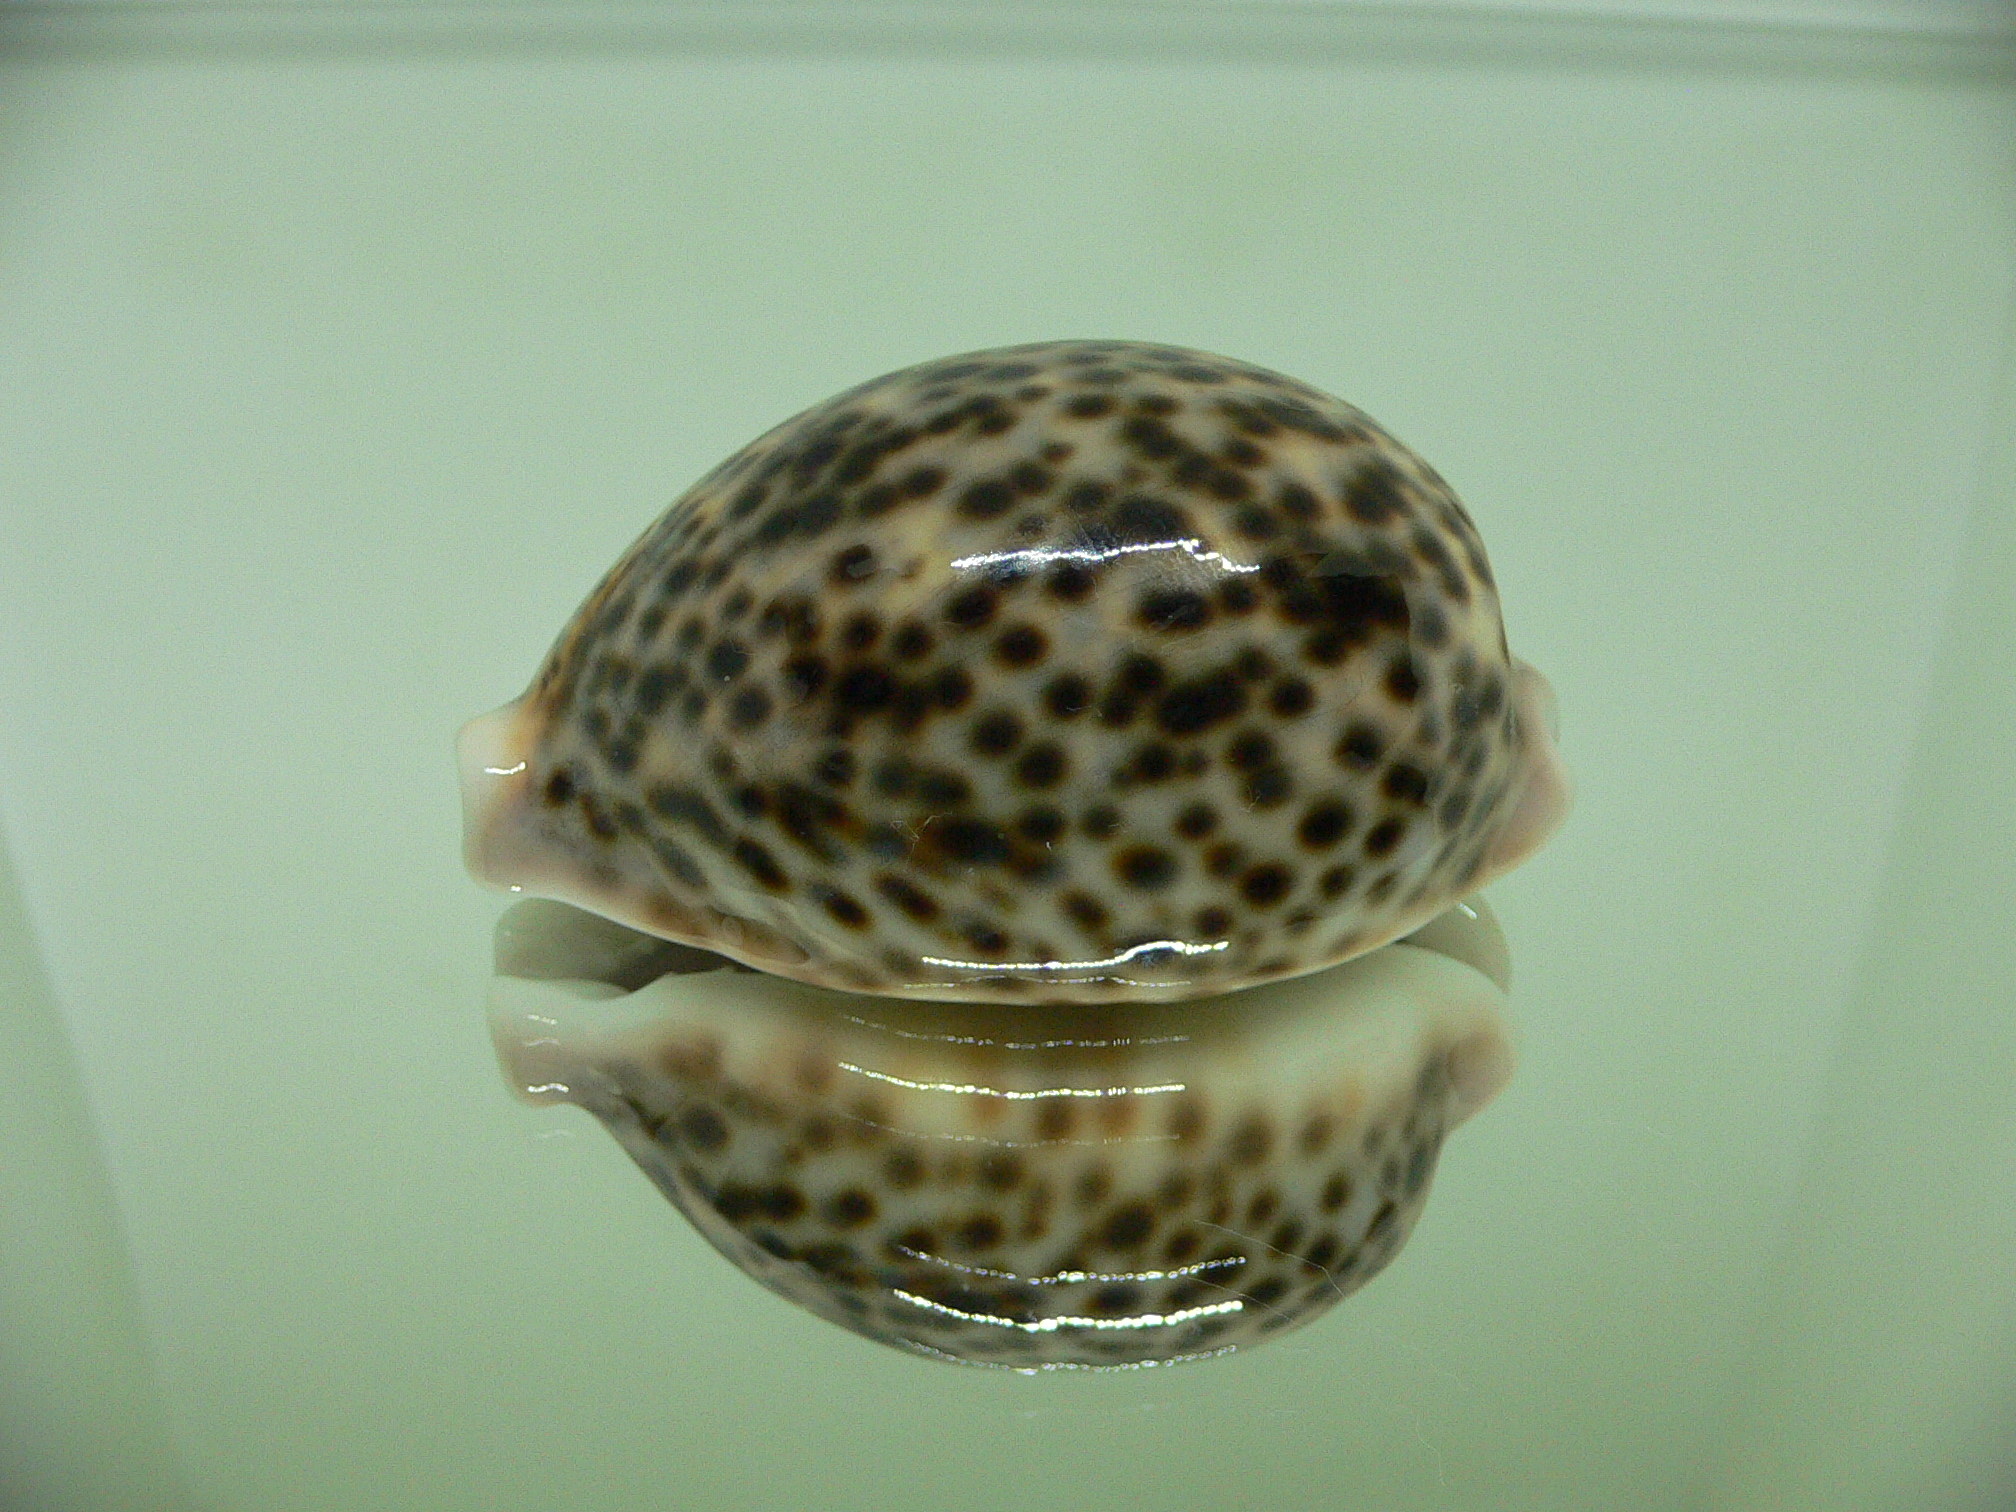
[459, 338, 1567, 1002]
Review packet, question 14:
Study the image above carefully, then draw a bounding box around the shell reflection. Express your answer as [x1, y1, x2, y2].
[490, 896, 1515, 1369]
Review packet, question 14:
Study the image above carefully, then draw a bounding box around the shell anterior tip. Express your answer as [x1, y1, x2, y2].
[457, 699, 537, 891]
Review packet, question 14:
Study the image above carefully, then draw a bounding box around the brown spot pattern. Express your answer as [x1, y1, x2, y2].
[505, 341, 1528, 1002]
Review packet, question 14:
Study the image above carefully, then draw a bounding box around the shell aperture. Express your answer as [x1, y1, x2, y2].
[490, 895, 1515, 1371]
[458, 341, 1569, 1003]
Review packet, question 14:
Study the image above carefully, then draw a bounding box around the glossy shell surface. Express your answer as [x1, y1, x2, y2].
[461, 341, 1568, 1001]
[491, 897, 1515, 1370]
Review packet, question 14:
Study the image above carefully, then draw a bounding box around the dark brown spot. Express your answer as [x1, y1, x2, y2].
[814, 886, 870, 929]
[799, 1241, 863, 1283]
[995, 624, 1048, 667]
[632, 666, 681, 718]
[928, 817, 1010, 866]
[1298, 802, 1352, 848]
[958, 478, 1015, 521]
[798, 1101, 836, 1142]
[1382, 763, 1430, 806]
[833, 665, 895, 713]
[1415, 601, 1449, 648]
[660, 1036, 722, 1082]
[970, 710, 1022, 756]
[1335, 721, 1384, 769]
[945, 586, 998, 630]
[1088, 1283, 1141, 1317]
[1061, 891, 1108, 931]
[1016, 742, 1067, 789]
[954, 1213, 1005, 1251]
[1228, 1113, 1273, 1165]
[871, 757, 914, 798]
[978, 1153, 1024, 1191]
[1045, 562, 1096, 602]
[1268, 678, 1314, 718]
[840, 611, 882, 652]
[1117, 653, 1166, 695]
[1385, 654, 1422, 703]
[1365, 818, 1406, 858]
[1194, 905, 1232, 936]
[704, 638, 749, 683]
[1008, 460, 1053, 496]
[1043, 672, 1093, 718]
[1098, 1202, 1155, 1250]
[829, 544, 878, 585]
[1243, 1276, 1288, 1308]
[1116, 846, 1177, 889]
[891, 620, 934, 660]
[1099, 692, 1139, 727]
[1342, 460, 1408, 524]
[1167, 1097, 1206, 1144]
[1243, 765, 1293, 809]
[733, 839, 790, 891]
[1300, 1114, 1335, 1156]
[676, 1105, 728, 1153]
[1136, 588, 1213, 633]
[962, 920, 1010, 957]
[1017, 806, 1066, 843]
[824, 1189, 876, 1228]
[1277, 481, 1320, 519]
[1240, 863, 1293, 907]
[1155, 671, 1247, 736]
[1233, 503, 1279, 541]
[1227, 730, 1275, 771]
[781, 654, 828, 701]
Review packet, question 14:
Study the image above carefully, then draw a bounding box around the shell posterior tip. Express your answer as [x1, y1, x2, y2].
[1479, 660, 1572, 881]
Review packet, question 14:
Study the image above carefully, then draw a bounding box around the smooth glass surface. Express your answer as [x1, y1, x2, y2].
[2, 7, 2012, 1509]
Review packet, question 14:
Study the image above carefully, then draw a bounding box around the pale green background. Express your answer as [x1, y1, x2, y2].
[2, 5, 2013, 1510]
